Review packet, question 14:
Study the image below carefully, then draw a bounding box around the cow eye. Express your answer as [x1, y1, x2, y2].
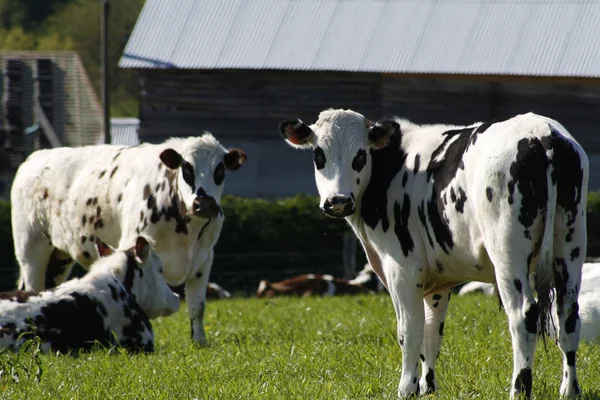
[313, 147, 326, 170]
[214, 162, 225, 185]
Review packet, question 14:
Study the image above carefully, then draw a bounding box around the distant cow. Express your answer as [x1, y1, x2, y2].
[280, 109, 588, 398]
[0, 236, 179, 353]
[256, 274, 373, 298]
[349, 264, 386, 292]
[206, 282, 231, 300]
[11, 133, 245, 346]
[457, 281, 497, 296]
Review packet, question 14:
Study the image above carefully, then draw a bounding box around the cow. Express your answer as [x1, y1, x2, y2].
[279, 109, 588, 398]
[0, 236, 179, 353]
[11, 133, 246, 346]
[349, 263, 386, 292]
[256, 274, 373, 298]
[206, 282, 231, 299]
[457, 281, 497, 296]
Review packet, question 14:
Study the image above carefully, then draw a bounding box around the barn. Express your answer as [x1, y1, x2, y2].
[120, 0, 600, 197]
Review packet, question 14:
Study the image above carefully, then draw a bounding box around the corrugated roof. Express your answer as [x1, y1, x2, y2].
[107, 118, 140, 146]
[119, 0, 600, 78]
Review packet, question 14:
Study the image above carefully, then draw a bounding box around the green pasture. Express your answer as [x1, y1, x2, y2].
[1, 293, 600, 400]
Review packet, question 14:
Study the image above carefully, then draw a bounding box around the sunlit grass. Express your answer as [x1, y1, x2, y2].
[1, 294, 599, 399]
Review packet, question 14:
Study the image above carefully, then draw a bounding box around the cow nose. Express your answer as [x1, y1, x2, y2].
[321, 195, 355, 218]
[191, 196, 221, 218]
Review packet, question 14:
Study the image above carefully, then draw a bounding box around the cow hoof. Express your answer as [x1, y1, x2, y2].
[193, 338, 209, 348]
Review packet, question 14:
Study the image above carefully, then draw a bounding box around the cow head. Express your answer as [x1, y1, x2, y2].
[95, 236, 180, 319]
[159, 133, 247, 220]
[279, 109, 399, 218]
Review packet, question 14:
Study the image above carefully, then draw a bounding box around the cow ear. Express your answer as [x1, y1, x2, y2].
[134, 236, 151, 264]
[224, 148, 247, 171]
[279, 119, 315, 149]
[94, 237, 114, 258]
[160, 149, 184, 169]
[368, 120, 400, 149]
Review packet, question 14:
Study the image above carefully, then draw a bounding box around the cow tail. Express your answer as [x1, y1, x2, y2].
[534, 163, 557, 342]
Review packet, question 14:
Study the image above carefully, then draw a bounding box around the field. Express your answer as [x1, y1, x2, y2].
[1, 293, 600, 400]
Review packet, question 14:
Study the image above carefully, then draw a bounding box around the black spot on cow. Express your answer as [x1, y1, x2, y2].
[352, 149, 367, 172]
[570, 247, 580, 262]
[486, 187, 493, 202]
[86, 198, 93, 206]
[121, 297, 153, 353]
[417, 202, 434, 247]
[514, 368, 532, 397]
[214, 162, 225, 185]
[182, 161, 196, 192]
[425, 368, 435, 393]
[566, 227, 574, 242]
[150, 207, 161, 224]
[413, 154, 420, 174]
[83, 251, 91, 259]
[362, 131, 407, 232]
[155, 183, 161, 192]
[81, 236, 87, 244]
[402, 171, 408, 187]
[524, 303, 540, 334]
[143, 184, 151, 200]
[416, 283, 423, 288]
[566, 351, 576, 367]
[356, 178, 360, 185]
[554, 258, 569, 314]
[436, 261, 444, 273]
[455, 187, 467, 213]
[88, 215, 94, 224]
[96, 206, 102, 217]
[108, 284, 119, 301]
[439, 322, 445, 336]
[94, 218, 104, 230]
[42, 189, 49, 200]
[413, 376, 417, 384]
[565, 302, 579, 334]
[93, 197, 98, 206]
[514, 279, 522, 294]
[89, 235, 95, 242]
[117, 193, 123, 203]
[432, 294, 442, 301]
[473, 264, 483, 271]
[147, 194, 156, 210]
[507, 181, 515, 205]
[99, 170, 106, 179]
[313, 147, 326, 170]
[140, 211, 144, 222]
[196, 272, 203, 278]
[123, 252, 138, 293]
[110, 166, 119, 179]
[113, 152, 121, 161]
[81, 215, 87, 226]
[393, 196, 414, 257]
[420, 354, 425, 362]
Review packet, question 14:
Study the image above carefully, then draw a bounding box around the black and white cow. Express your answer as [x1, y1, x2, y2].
[280, 109, 588, 398]
[11, 133, 246, 345]
[0, 236, 179, 353]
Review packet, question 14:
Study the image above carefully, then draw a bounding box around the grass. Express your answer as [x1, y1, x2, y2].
[1, 293, 600, 400]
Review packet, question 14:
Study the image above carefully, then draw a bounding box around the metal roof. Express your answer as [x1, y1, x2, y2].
[105, 118, 140, 146]
[119, 0, 600, 78]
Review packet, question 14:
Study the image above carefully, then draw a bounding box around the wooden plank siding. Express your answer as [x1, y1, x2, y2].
[138, 69, 600, 197]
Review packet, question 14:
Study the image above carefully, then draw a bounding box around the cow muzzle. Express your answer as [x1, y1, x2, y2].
[190, 196, 222, 218]
[321, 194, 355, 218]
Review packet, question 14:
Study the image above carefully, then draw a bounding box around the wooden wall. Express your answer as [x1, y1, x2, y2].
[138, 70, 600, 197]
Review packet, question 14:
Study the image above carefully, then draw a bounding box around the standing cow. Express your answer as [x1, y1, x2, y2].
[279, 109, 588, 398]
[11, 133, 246, 345]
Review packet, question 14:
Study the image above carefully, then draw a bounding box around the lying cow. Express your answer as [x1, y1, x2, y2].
[256, 274, 373, 298]
[11, 133, 245, 346]
[0, 236, 179, 353]
[280, 110, 588, 398]
[207, 282, 231, 299]
[349, 263, 386, 292]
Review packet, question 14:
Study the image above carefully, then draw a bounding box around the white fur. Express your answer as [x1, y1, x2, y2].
[283, 109, 589, 398]
[11, 133, 237, 345]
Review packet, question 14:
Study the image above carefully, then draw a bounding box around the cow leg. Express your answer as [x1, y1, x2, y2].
[185, 249, 213, 347]
[419, 288, 452, 394]
[14, 232, 54, 291]
[384, 262, 424, 398]
[44, 249, 75, 289]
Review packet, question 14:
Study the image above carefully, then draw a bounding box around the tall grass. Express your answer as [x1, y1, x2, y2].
[1, 294, 599, 399]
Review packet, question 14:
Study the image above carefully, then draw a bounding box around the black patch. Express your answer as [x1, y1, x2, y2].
[514, 279, 522, 294]
[352, 149, 367, 173]
[93, 197, 98, 205]
[214, 162, 225, 185]
[417, 202, 434, 247]
[393, 195, 414, 257]
[427, 186, 454, 254]
[86, 198, 93, 206]
[155, 183, 161, 192]
[140, 211, 144, 222]
[570, 247, 580, 262]
[524, 303, 540, 334]
[439, 322, 445, 336]
[313, 147, 326, 170]
[99, 170, 106, 179]
[150, 207, 161, 224]
[554, 258, 569, 314]
[113, 151, 121, 161]
[123, 252, 138, 293]
[356, 178, 360, 185]
[455, 187, 467, 213]
[507, 138, 549, 235]
[413, 154, 420, 174]
[44, 251, 72, 289]
[362, 131, 406, 231]
[436, 261, 444, 273]
[566, 351, 576, 367]
[514, 368, 532, 397]
[89, 235, 95, 242]
[566, 227, 574, 242]
[197, 219, 212, 242]
[96, 206, 102, 217]
[486, 187, 493, 202]
[182, 161, 196, 192]
[432, 294, 442, 301]
[565, 302, 579, 334]
[81, 236, 87, 244]
[147, 194, 156, 210]
[425, 368, 435, 394]
[117, 193, 123, 203]
[42, 189, 49, 200]
[110, 166, 119, 179]
[416, 283, 423, 288]
[108, 284, 119, 301]
[120, 295, 154, 353]
[473, 264, 483, 271]
[196, 272, 202, 278]
[83, 251, 91, 259]
[94, 219, 104, 229]
[420, 354, 425, 362]
[143, 184, 151, 200]
[89, 215, 95, 224]
[402, 171, 408, 187]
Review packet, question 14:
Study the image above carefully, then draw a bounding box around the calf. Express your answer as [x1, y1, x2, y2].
[206, 282, 231, 300]
[349, 263, 386, 292]
[256, 274, 373, 298]
[280, 110, 588, 398]
[11, 133, 245, 345]
[0, 236, 179, 353]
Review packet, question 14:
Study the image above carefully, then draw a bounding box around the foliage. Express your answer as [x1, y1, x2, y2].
[1, 294, 600, 399]
[0, 330, 44, 385]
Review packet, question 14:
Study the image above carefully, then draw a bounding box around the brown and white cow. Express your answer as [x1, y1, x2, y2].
[0, 236, 179, 353]
[256, 274, 373, 298]
[279, 109, 588, 398]
[11, 133, 245, 345]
